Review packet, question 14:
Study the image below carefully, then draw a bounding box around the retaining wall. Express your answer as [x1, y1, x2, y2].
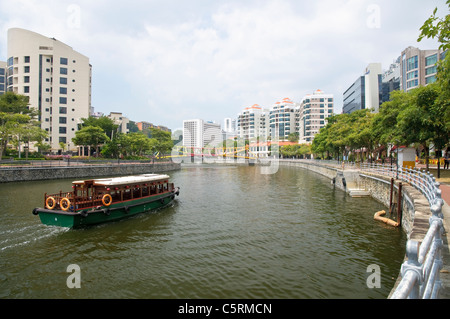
[0, 162, 181, 183]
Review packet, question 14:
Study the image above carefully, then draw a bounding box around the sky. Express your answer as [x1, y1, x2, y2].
[0, 0, 447, 132]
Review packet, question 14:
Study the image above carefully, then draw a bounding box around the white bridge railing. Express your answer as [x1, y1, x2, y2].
[359, 162, 445, 299]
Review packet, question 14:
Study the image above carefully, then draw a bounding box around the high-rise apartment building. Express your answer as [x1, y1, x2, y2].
[237, 104, 269, 140]
[6, 28, 92, 152]
[400, 46, 443, 92]
[269, 98, 298, 140]
[298, 90, 334, 144]
[0, 61, 6, 95]
[183, 119, 222, 149]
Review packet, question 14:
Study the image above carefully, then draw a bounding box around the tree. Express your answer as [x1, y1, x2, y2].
[79, 116, 118, 139]
[287, 132, 299, 142]
[72, 126, 110, 157]
[0, 113, 30, 160]
[418, 0, 450, 52]
[19, 122, 48, 159]
[396, 84, 449, 172]
[0, 92, 33, 115]
[126, 132, 155, 156]
[418, 0, 450, 131]
[150, 128, 173, 158]
[0, 92, 47, 160]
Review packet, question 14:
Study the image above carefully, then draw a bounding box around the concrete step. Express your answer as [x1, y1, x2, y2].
[348, 189, 371, 197]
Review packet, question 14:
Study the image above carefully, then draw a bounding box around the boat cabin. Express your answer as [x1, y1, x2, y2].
[44, 174, 175, 212]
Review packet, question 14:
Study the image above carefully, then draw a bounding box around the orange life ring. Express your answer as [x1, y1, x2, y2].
[102, 194, 112, 206]
[46, 196, 56, 210]
[60, 197, 71, 211]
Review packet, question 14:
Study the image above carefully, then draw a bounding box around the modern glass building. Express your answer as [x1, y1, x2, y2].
[343, 76, 365, 114]
[0, 61, 6, 95]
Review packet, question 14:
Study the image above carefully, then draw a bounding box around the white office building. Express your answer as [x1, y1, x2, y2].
[400, 46, 444, 92]
[183, 119, 222, 149]
[6, 28, 92, 153]
[364, 63, 383, 112]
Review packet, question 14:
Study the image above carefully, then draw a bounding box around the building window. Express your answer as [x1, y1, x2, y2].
[24, 66, 30, 73]
[59, 137, 67, 143]
[60, 87, 67, 94]
[407, 56, 418, 71]
[425, 54, 438, 66]
[24, 56, 30, 63]
[60, 67, 68, 75]
[60, 77, 67, 84]
[407, 70, 418, 80]
[59, 117, 67, 124]
[59, 97, 67, 104]
[24, 86, 29, 93]
[59, 127, 67, 134]
[426, 76, 437, 84]
[407, 79, 419, 88]
[60, 57, 68, 65]
[24, 76, 30, 83]
[59, 107, 67, 114]
[425, 66, 437, 75]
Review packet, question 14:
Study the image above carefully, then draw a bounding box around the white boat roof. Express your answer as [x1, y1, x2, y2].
[73, 174, 170, 186]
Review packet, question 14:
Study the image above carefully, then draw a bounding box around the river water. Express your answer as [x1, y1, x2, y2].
[0, 164, 406, 299]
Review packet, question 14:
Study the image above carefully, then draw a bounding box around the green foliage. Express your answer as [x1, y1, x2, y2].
[150, 128, 173, 157]
[418, 0, 450, 51]
[72, 126, 110, 157]
[280, 143, 311, 158]
[79, 116, 118, 139]
[0, 92, 48, 160]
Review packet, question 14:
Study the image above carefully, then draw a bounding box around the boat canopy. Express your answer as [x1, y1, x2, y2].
[72, 174, 170, 187]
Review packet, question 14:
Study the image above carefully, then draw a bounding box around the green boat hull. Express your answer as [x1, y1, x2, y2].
[33, 188, 179, 228]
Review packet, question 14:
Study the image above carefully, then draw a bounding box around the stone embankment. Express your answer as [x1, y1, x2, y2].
[0, 162, 181, 183]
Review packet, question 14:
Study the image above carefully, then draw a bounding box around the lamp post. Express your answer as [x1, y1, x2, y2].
[396, 141, 399, 180]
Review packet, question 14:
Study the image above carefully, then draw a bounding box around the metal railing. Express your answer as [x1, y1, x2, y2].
[359, 162, 445, 299]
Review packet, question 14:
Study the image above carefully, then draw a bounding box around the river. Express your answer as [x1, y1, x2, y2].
[0, 164, 406, 298]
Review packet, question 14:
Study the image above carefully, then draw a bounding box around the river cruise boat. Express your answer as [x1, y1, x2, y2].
[32, 174, 180, 228]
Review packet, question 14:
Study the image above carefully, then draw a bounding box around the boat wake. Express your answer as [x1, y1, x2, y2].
[0, 224, 69, 251]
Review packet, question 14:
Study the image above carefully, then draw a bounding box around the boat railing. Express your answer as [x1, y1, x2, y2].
[45, 182, 176, 211]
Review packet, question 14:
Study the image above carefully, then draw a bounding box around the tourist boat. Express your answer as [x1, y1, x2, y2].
[32, 174, 180, 228]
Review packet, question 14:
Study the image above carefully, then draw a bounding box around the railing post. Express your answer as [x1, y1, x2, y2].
[401, 241, 423, 298]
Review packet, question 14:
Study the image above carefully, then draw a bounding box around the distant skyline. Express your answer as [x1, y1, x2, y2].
[0, 0, 447, 131]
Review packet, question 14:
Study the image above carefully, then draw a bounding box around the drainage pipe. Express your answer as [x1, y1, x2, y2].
[374, 210, 400, 227]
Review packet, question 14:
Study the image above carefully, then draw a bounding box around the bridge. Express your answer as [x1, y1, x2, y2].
[166, 145, 259, 160]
